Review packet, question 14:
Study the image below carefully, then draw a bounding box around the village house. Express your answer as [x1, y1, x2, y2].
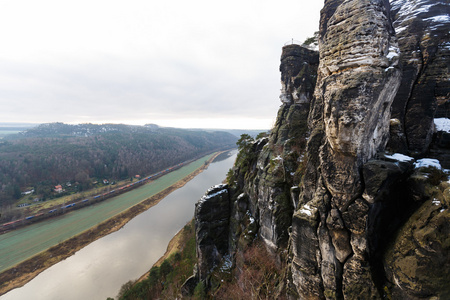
[54, 185, 63, 193]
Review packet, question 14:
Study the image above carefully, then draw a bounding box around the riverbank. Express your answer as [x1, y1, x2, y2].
[116, 219, 198, 299]
[137, 220, 191, 284]
[0, 151, 226, 296]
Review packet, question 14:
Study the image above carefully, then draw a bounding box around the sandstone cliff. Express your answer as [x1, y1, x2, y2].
[187, 0, 450, 299]
[290, 0, 401, 298]
[390, 0, 450, 156]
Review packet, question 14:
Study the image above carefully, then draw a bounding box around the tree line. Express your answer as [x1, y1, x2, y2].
[0, 124, 237, 206]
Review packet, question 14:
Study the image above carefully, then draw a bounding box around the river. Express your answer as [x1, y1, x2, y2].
[1, 150, 237, 300]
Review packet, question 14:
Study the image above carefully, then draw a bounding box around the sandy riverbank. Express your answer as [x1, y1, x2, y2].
[0, 151, 225, 296]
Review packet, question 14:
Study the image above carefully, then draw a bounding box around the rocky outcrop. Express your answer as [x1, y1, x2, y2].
[384, 171, 450, 299]
[189, 1, 450, 299]
[194, 184, 230, 282]
[290, 0, 401, 298]
[229, 44, 318, 253]
[390, 0, 450, 155]
[429, 128, 450, 169]
[280, 44, 319, 105]
[189, 43, 318, 296]
[252, 45, 318, 251]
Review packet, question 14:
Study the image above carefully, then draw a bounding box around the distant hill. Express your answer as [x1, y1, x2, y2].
[4, 122, 268, 139]
[218, 129, 270, 138]
[185, 128, 270, 138]
[5, 122, 161, 139]
[0, 122, 237, 206]
[0, 123, 38, 139]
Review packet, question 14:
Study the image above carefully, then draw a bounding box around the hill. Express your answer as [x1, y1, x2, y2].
[0, 123, 237, 208]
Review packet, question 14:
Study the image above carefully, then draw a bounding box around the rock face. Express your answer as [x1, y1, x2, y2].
[252, 45, 318, 251]
[194, 184, 230, 282]
[390, 0, 450, 155]
[290, 0, 401, 297]
[280, 44, 319, 105]
[190, 0, 450, 299]
[230, 44, 319, 253]
[190, 44, 318, 292]
[384, 172, 450, 299]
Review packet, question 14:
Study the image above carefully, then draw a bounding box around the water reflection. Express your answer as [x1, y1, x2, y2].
[1, 150, 236, 300]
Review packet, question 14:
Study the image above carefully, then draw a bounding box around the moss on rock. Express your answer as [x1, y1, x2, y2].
[384, 185, 450, 299]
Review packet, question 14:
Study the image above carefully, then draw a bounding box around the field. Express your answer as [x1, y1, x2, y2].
[0, 154, 213, 274]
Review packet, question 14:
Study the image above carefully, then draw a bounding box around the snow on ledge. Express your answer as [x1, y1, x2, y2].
[414, 158, 442, 170]
[424, 15, 450, 23]
[273, 155, 283, 161]
[299, 204, 313, 216]
[386, 45, 400, 59]
[432, 198, 440, 206]
[434, 118, 450, 133]
[385, 153, 414, 162]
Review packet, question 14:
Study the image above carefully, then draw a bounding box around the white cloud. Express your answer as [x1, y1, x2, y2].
[0, 0, 322, 129]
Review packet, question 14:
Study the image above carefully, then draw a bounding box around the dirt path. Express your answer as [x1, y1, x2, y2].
[0, 151, 225, 296]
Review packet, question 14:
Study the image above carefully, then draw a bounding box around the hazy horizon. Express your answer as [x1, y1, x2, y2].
[0, 121, 269, 130]
[0, 1, 322, 130]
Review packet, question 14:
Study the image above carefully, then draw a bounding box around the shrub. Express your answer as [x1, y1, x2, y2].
[214, 240, 284, 299]
[117, 280, 135, 299]
[193, 281, 207, 299]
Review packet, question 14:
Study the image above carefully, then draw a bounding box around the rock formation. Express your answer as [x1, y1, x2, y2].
[187, 0, 450, 299]
[290, 0, 401, 298]
[390, 0, 450, 156]
[384, 172, 450, 299]
[194, 184, 231, 282]
[229, 44, 319, 254]
[185, 42, 319, 296]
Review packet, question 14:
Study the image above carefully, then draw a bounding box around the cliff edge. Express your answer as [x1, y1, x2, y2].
[186, 0, 450, 299]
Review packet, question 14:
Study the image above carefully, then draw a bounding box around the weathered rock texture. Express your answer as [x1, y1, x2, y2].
[190, 44, 319, 293]
[280, 45, 319, 105]
[390, 0, 450, 155]
[194, 184, 230, 282]
[230, 44, 319, 254]
[290, 0, 401, 298]
[250, 45, 318, 251]
[189, 0, 450, 299]
[384, 171, 450, 299]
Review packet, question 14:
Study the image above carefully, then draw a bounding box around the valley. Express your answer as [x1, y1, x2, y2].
[0, 151, 233, 297]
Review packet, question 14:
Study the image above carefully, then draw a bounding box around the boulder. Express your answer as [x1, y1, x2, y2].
[384, 192, 450, 299]
[362, 159, 412, 204]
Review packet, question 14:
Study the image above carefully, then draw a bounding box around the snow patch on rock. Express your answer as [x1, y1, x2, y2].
[414, 158, 442, 170]
[299, 204, 313, 216]
[434, 118, 450, 133]
[385, 153, 415, 162]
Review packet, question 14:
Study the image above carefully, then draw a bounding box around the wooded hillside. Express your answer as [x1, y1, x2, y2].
[0, 123, 237, 206]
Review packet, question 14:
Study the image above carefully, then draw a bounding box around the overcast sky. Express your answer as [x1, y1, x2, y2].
[0, 0, 322, 130]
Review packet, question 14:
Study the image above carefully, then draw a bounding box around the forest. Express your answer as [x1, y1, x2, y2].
[0, 123, 237, 206]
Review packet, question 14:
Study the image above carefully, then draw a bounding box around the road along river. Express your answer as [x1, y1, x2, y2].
[0, 150, 237, 300]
